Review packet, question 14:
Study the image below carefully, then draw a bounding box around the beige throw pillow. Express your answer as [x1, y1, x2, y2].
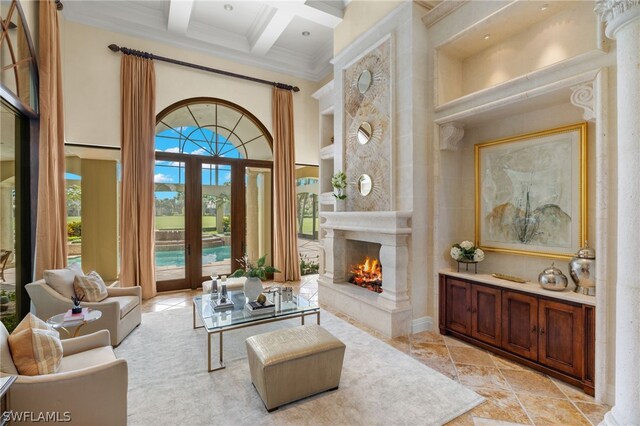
[8, 313, 62, 376]
[43, 268, 77, 299]
[74, 271, 108, 302]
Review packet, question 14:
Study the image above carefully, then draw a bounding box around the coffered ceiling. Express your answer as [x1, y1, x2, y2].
[62, 0, 346, 81]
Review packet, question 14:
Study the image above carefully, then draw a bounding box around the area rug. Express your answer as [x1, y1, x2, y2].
[116, 308, 483, 425]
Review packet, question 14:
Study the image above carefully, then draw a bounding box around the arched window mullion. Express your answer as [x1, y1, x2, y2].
[186, 104, 214, 147]
[155, 98, 272, 160]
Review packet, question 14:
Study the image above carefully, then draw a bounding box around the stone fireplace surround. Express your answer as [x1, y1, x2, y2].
[318, 211, 412, 337]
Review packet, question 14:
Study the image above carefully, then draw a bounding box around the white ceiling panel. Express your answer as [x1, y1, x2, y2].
[62, 0, 342, 81]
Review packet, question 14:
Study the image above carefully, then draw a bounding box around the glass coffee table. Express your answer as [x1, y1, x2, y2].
[193, 291, 320, 372]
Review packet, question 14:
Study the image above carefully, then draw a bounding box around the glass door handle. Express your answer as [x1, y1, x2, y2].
[187, 244, 191, 256]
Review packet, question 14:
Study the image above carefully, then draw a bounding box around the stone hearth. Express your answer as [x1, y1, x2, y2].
[318, 211, 412, 337]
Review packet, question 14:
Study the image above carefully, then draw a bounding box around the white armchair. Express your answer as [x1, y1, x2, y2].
[0, 326, 127, 426]
[25, 280, 141, 346]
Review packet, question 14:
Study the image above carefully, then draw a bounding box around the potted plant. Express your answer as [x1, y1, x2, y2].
[0, 290, 9, 313]
[230, 255, 279, 301]
[71, 295, 84, 314]
[331, 171, 347, 200]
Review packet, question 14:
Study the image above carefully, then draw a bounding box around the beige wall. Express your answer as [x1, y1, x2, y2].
[80, 159, 119, 281]
[59, 20, 322, 165]
[333, 0, 403, 55]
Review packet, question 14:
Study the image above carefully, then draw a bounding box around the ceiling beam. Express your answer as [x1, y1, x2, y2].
[250, 8, 295, 56]
[167, 0, 194, 35]
[265, 0, 343, 28]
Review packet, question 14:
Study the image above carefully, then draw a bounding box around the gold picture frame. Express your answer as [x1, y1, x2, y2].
[475, 123, 587, 259]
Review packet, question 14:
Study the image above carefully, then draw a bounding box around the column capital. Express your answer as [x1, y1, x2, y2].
[595, 0, 640, 37]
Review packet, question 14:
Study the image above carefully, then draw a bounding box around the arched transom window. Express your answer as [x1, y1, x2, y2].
[155, 98, 272, 160]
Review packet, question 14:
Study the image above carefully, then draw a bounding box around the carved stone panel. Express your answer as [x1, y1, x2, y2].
[344, 39, 391, 211]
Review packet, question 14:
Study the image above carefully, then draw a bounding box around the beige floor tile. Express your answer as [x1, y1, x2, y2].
[410, 342, 456, 379]
[469, 388, 531, 424]
[573, 401, 610, 426]
[423, 358, 459, 380]
[473, 418, 530, 426]
[142, 304, 171, 313]
[490, 355, 528, 372]
[551, 379, 595, 403]
[411, 330, 445, 344]
[517, 393, 591, 426]
[444, 335, 474, 348]
[446, 412, 475, 426]
[449, 345, 495, 367]
[385, 334, 411, 354]
[501, 369, 565, 398]
[456, 365, 510, 390]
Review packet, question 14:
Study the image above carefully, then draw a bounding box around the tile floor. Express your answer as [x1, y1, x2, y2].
[141, 274, 609, 425]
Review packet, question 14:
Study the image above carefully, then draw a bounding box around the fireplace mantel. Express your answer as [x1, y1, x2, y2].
[320, 211, 412, 235]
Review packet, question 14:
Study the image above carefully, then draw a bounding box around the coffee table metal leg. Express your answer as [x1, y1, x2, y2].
[208, 331, 226, 372]
[301, 314, 305, 325]
[316, 311, 320, 325]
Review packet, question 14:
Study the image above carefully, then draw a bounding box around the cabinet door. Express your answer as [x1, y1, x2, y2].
[471, 285, 501, 346]
[538, 299, 584, 377]
[445, 278, 472, 335]
[502, 291, 538, 360]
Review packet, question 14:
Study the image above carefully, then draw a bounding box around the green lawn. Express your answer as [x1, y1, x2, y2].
[70, 215, 317, 233]
[155, 216, 217, 229]
[69, 216, 217, 229]
[299, 217, 317, 235]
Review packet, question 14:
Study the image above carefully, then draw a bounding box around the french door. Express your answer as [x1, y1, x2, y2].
[154, 154, 272, 291]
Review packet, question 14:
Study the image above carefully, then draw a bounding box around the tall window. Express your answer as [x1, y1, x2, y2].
[1, 0, 39, 326]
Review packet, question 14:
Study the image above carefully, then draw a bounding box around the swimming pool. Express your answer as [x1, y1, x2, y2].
[69, 245, 231, 268]
[156, 245, 231, 267]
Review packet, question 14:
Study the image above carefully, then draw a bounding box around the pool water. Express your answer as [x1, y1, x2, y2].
[156, 245, 231, 267]
[68, 245, 231, 268]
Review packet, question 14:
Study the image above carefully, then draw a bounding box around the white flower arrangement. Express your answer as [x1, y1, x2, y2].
[450, 240, 485, 262]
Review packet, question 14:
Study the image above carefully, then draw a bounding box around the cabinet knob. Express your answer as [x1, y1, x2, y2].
[531, 325, 537, 333]
[472, 308, 477, 314]
[540, 327, 545, 335]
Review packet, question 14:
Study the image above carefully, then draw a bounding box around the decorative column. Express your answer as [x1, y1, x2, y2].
[595, 1, 640, 424]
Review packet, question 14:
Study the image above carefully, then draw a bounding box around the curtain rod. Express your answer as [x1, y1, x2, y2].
[108, 44, 300, 93]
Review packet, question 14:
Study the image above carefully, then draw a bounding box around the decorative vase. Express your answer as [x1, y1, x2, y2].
[243, 277, 263, 301]
[72, 305, 82, 314]
[569, 242, 596, 296]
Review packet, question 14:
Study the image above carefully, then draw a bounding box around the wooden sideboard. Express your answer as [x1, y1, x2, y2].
[439, 272, 595, 395]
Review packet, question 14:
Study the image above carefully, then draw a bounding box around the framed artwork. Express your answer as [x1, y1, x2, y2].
[475, 123, 587, 259]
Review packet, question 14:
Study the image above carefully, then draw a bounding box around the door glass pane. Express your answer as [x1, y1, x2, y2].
[202, 163, 231, 277]
[245, 167, 272, 268]
[154, 161, 186, 281]
[65, 157, 82, 268]
[0, 102, 18, 320]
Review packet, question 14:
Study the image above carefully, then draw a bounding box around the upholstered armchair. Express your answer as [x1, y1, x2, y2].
[25, 280, 141, 346]
[0, 326, 127, 426]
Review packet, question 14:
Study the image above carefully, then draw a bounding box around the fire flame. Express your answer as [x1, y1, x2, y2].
[349, 257, 382, 293]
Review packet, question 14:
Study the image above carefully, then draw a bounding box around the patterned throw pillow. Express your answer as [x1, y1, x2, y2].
[7, 313, 62, 376]
[73, 271, 108, 302]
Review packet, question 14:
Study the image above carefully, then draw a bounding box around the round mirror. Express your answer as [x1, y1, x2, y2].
[357, 122, 373, 145]
[357, 70, 372, 94]
[358, 174, 373, 196]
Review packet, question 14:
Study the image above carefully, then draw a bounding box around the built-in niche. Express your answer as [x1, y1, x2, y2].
[343, 39, 391, 212]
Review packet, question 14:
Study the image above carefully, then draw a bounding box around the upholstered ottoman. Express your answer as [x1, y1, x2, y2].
[246, 324, 346, 411]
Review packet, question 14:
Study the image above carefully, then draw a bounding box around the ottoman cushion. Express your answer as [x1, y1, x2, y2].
[246, 324, 345, 411]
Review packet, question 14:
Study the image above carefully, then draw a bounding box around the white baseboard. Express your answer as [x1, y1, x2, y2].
[412, 316, 433, 334]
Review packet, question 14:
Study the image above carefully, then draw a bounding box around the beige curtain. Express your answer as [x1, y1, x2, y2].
[119, 55, 157, 300]
[272, 87, 301, 281]
[35, 0, 67, 279]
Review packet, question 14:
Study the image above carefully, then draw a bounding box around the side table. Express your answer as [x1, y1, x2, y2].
[47, 309, 102, 337]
